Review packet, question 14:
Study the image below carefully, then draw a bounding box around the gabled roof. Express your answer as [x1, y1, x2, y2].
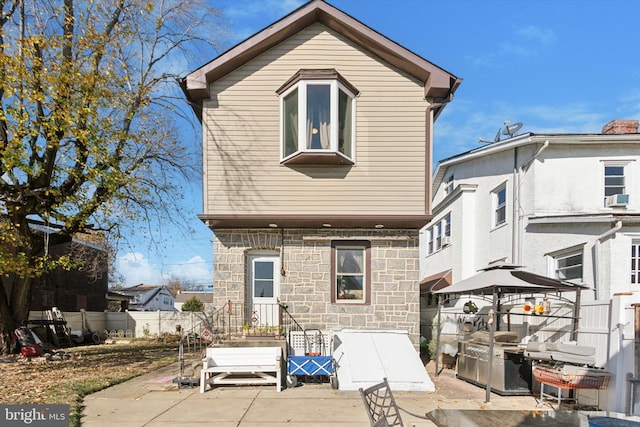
[116, 285, 174, 306]
[182, 0, 461, 121]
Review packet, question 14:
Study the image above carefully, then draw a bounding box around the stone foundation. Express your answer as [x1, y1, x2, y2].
[212, 228, 421, 345]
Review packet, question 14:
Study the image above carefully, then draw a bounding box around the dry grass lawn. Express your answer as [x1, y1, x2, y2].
[0, 338, 184, 426]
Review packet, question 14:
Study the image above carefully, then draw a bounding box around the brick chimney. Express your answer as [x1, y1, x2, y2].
[602, 119, 639, 134]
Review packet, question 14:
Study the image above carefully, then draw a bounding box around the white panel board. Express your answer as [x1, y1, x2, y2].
[333, 329, 435, 392]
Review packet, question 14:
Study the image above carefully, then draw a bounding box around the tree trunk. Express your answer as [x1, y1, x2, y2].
[0, 274, 33, 354]
[11, 275, 32, 326]
[0, 279, 15, 354]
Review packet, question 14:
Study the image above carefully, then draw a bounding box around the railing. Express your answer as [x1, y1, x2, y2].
[281, 303, 304, 336]
[208, 300, 304, 341]
[179, 313, 214, 355]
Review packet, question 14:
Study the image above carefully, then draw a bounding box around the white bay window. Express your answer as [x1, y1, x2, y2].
[278, 69, 357, 165]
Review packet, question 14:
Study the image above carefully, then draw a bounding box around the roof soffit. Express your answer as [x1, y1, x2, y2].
[184, 0, 460, 103]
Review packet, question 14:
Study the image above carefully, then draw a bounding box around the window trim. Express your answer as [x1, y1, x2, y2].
[330, 240, 371, 305]
[276, 69, 359, 97]
[547, 244, 585, 282]
[444, 175, 454, 195]
[278, 69, 357, 166]
[632, 240, 640, 285]
[492, 184, 507, 228]
[554, 251, 583, 282]
[248, 252, 280, 303]
[603, 162, 627, 206]
[426, 213, 451, 255]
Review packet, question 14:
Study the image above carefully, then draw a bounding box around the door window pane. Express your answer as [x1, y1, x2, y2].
[254, 261, 274, 298]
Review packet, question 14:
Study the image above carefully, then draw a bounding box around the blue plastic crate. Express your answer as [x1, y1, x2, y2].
[288, 355, 333, 376]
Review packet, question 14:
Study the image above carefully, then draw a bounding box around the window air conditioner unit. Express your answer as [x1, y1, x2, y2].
[441, 236, 452, 246]
[606, 194, 629, 207]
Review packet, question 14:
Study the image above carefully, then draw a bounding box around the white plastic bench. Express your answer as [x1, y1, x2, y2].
[200, 346, 282, 393]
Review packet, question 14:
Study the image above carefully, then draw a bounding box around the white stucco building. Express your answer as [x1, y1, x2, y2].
[419, 119, 640, 413]
[421, 119, 640, 302]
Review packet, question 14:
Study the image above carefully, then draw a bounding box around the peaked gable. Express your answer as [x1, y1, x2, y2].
[183, 0, 460, 121]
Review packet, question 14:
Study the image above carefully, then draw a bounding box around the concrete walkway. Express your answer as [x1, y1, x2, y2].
[80, 360, 618, 426]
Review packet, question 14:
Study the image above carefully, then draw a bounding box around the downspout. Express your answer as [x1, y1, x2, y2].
[512, 140, 549, 264]
[427, 99, 450, 377]
[594, 220, 623, 299]
[434, 296, 443, 377]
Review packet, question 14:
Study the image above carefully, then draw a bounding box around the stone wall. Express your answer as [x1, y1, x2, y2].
[212, 228, 421, 344]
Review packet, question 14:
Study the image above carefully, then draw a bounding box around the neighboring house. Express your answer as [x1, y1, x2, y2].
[115, 285, 176, 311]
[106, 291, 134, 312]
[174, 291, 214, 312]
[421, 119, 640, 306]
[28, 223, 109, 312]
[182, 0, 460, 346]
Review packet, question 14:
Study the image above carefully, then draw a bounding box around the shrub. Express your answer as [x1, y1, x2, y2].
[181, 296, 204, 312]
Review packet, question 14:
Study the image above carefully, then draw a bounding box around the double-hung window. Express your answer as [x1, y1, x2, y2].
[331, 241, 370, 304]
[493, 184, 507, 227]
[426, 223, 438, 254]
[434, 221, 442, 251]
[443, 213, 451, 238]
[426, 214, 451, 255]
[444, 175, 454, 195]
[633, 240, 640, 285]
[604, 165, 625, 197]
[278, 69, 357, 165]
[603, 164, 629, 207]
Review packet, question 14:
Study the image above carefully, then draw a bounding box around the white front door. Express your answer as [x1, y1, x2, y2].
[248, 253, 280, 328]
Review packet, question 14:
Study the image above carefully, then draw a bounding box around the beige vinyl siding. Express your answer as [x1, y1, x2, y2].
[203, 23, 428, 215]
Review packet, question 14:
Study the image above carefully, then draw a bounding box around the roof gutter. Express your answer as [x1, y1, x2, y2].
[179, 77, 203, 123]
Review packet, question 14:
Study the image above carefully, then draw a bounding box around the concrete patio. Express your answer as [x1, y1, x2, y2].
[79, 358, 635, 426]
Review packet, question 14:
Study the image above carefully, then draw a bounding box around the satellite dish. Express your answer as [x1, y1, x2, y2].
[479, 121, 524, 143]
[479, 128, 504, 144]
[501, 121, 523, 138]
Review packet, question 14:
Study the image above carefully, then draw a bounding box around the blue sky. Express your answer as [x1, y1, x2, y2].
[115, 0, 640, 288]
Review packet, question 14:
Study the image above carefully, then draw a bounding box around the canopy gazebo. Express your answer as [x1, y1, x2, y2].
[432, 264, 588, 402]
